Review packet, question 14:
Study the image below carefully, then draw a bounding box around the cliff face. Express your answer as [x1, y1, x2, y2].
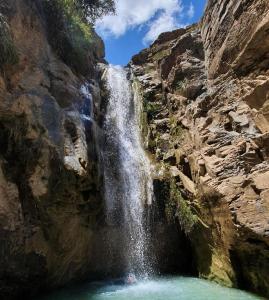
[1, 0, 269, 298]
[0, 0, 106, 298]
[202, 0, 269, 79]
[131, 0, 269, 297]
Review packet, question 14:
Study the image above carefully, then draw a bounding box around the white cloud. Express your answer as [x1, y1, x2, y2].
[96, 0, 185, 43]
[187, 2, 195, 19]
[143, 12, 184, 44]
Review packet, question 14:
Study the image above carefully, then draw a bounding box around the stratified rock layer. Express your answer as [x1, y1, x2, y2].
[131, 0, 269, 297]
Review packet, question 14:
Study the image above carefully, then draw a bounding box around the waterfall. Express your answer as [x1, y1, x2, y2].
[102, 65, 153, 277]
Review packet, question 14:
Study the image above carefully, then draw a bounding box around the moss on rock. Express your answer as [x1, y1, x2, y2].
[168, 178, 198, 235]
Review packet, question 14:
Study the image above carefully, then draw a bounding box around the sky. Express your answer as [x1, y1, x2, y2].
[95, 0, 207, 66]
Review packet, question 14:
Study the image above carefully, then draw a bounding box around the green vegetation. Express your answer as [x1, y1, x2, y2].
[144, 101, 162, 117]
[168, 178, 198, 234]
[169, 116, 184, 149]
[173, 79, 187, 95]
[0, 14, 18, 70]
[42, 0, 114, 74]
[144, 65, 155, 74]
[77, 0, 115, 21]
[152, 49, 170, 62]
[170, 116, 183, 138]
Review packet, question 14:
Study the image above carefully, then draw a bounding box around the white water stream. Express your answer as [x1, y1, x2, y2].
[102, 65, 153, 276]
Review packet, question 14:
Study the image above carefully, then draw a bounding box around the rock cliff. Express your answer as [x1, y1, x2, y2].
[131, 0, 269, 297]
[1, 0, 269, 298]
[0, 0, 107, 298]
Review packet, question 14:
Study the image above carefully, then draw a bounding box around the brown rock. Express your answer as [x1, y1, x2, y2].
[252, 171, 269, 190]
[0, 0, 105, 298]
[131, 0, 269, 297]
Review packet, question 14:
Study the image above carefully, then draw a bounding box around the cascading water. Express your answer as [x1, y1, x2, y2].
[102, 65, 153, 277]
[37, 69, 262, 300]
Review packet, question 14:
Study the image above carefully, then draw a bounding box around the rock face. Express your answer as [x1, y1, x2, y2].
[0, 0, 107, 298]
[131, 0, 269, 297]
[1, 0, 269, 298]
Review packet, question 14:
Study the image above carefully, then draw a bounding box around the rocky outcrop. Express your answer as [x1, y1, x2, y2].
[131, 0, 269, 297]
[0, 0, 106, 298]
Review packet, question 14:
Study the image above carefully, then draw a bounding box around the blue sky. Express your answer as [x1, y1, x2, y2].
[96, 0, 207, 65]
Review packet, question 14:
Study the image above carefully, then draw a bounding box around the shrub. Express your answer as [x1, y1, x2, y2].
[0, 13, 18, 70]
[144, 101, 162, 117]
[42, 0, 93, 74]
[172, 79, 188, 96]
[42, 0, 113, 74]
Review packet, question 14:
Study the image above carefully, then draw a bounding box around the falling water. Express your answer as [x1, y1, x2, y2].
[102, 65, 153, 277]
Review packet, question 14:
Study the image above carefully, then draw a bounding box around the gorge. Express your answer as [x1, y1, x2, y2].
[0, 0, 269, 299]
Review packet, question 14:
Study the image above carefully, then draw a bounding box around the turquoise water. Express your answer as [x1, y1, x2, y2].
[39, 276, 263, 300]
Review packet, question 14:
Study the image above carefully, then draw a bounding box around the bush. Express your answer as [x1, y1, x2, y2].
[152, 49, 170, 62]
[42, 0, 113, 74]
[42, 0, 93, 74]
[0, 13, 18, 70]
[172, 79, 188, 96]
[144, 101, 162, 117]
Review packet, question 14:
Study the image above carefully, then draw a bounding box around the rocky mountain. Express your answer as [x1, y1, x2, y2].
[131, 0, 269, 297]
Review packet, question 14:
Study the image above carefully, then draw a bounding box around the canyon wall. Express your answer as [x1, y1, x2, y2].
[131, 0, 269, 297]
[0, 0, 108, 298]
[1, 0, 269, 298]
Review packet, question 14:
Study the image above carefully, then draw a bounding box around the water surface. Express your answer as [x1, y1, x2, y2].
[39, 276, 262, 300]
